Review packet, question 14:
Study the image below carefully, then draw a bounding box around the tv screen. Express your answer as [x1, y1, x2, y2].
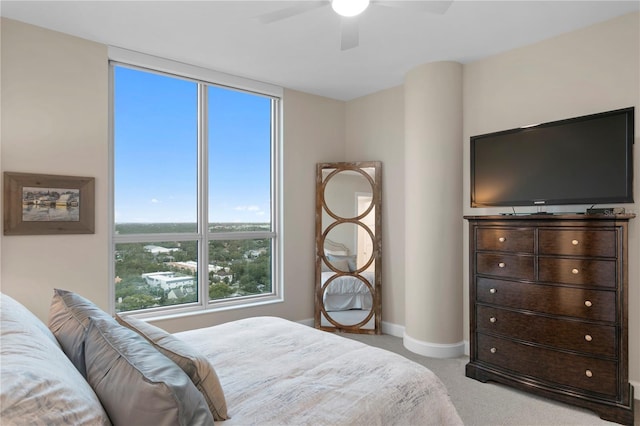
[470, 107, 634, 208]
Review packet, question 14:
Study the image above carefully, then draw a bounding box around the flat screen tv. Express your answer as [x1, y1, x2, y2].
[470, 107, 634, 208]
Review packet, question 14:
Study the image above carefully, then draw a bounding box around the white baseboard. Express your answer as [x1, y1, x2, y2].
[403, 331, 465, 358]
[381, 320, 404, 337]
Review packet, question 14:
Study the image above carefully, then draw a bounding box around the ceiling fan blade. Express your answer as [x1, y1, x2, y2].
[255, 1, 328, 24]
[374, 0, 453, 15]
[340, 17, 359, 51]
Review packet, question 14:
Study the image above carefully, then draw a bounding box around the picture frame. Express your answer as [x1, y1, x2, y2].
[4, 172, 95, 235]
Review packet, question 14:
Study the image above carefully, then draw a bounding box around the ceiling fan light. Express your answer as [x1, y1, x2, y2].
[331, 0, 370, 17]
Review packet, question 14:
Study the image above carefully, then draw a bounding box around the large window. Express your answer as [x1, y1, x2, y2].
[111, 57, 281, 316]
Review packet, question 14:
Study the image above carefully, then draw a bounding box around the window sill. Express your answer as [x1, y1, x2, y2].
[120, 294, 284, 322]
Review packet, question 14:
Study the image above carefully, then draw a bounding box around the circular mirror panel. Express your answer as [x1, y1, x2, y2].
[323, 222, 374, 272]
[321, 276, 374, 328]
[323, 168, 374, 219]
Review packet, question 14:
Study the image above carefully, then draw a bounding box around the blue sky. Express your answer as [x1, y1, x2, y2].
[114, 66, 271, 224]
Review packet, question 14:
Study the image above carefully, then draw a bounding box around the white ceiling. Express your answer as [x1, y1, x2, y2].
[2, 1, 638, 101]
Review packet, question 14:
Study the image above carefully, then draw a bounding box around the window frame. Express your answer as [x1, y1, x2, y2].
[108, 47, 283, 319]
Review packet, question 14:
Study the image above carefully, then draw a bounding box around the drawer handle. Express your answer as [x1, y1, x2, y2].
[585, 334, 593, 342]
[498, 237, 506, 242]
[571, 268, 579, 275]
[489, 288, 497, 294]
[490, 317, 497, 323]
[572, 239, 579, 246]
[585, 369, 593, 378]
[498, 262, 506, 268]
[490, 347, 497, 354]
[584, 300, 593, 307]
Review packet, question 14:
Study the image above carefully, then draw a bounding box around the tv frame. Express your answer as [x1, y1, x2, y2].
[470, 107, 635, 208]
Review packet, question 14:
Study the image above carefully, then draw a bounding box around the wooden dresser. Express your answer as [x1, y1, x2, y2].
[465, 214, 635, 425]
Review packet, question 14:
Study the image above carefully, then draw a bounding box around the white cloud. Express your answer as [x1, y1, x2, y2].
[234, 205, 261, 211]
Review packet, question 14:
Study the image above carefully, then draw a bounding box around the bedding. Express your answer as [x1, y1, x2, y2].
[175, 316, 463, 426]
[48, 288, 118, 377]
[115, 314, 228, 420]
[84, 317, 214, 426]
[0, 293, 110, 425]
[1, 290, 463, 426]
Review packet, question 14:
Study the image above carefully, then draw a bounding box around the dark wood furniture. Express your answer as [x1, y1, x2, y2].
[465, 214, 635, 425]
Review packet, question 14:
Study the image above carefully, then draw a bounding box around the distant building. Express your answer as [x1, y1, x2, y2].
[141, 271, 194, 290]
[144, 245, 181, 256]
[170, 261, 226, 274]
[245, 248, 267, 259]
[167, 288, 185, 300]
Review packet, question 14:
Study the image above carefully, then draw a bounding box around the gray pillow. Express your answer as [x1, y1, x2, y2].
[116, 314, 229, 420]
[1, 293, 111, 425]
[84, 317, 214, 426]
[48, 288, 116, 377]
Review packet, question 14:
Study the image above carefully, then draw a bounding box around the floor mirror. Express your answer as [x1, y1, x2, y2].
[315, 161, 382, 334]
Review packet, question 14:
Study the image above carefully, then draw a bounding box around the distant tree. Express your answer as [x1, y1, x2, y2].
[119, 294, 157, 311]
[210, 282, 234, 300]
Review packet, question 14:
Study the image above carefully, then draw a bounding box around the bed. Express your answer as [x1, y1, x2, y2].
[1, 290, 463, 426]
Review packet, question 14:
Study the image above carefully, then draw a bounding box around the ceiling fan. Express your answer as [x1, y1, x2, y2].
[256, 0, 453, 51]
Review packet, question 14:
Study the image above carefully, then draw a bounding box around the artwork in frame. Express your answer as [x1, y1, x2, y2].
[3, 172, 95, 235]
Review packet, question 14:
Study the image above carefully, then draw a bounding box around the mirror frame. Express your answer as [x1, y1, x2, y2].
[315, 161, 382, 334]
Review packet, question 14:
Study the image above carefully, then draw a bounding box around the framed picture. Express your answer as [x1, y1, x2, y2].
[4, 172, 95, 235]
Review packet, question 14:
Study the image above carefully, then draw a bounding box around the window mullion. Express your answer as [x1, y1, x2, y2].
[198, 83, 209, 307]
[272, 98, 282, 300]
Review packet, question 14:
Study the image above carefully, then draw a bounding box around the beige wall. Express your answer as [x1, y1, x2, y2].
[1, 18, 110, 317]
[345, 86, 405, 330]
[0, 18, 345, 333]
[463, 12, 639, 385]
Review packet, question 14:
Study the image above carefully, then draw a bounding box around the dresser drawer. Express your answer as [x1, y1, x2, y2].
[476, 278, 615, 322]
[477, 253, 534, 280]
[539, 229, 616, 258]
[477, 227, 534, 253]
[476, 334, 618, 397]
[538, 258, 616, 288]
[476, 305, 616, 357]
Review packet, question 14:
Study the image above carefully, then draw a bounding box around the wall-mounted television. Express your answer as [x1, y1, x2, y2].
[470, 107, 634, 208]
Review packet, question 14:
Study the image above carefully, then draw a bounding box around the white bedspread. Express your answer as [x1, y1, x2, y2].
[174, 317, 462, 426]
